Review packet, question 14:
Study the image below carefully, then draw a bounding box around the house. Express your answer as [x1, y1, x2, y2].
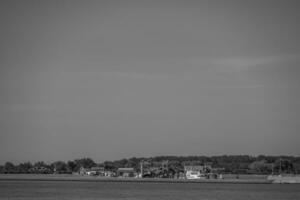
[79, 167, 87, 175]
[29, 167, 51, 174]
[184, 166, 205, 179]
[117, 168, 136, 177]
[79, 166, 105, 176]
[184, 165, 213, 179]
[104, 170, 115, 177]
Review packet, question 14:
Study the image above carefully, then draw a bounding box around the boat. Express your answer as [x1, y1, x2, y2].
[267, 174, 300, 184]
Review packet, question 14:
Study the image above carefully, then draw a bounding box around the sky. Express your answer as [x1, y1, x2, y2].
[0, 0, 300, 164]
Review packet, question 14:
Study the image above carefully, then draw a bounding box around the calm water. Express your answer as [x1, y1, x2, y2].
[0, 180, 299, 200]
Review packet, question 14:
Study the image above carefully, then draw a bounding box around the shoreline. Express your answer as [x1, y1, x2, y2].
[0, 174, 272, 184]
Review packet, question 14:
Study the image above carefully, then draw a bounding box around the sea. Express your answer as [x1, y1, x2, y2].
[0, 180, 299, 200]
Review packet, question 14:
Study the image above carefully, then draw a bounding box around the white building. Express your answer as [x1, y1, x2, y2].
[184, 166, 206, 179]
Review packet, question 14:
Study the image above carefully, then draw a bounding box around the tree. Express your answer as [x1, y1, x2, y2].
[17, 162, 33, 173]
[67, 161, 76, 173]
[73, 158, 97, 171]
[52, 161, 68, 173]
[103, 161, 116, 171]
[274, 159, 293, 174]
[0, 165, 4, 174]
[34, 161, 48, 168]
[248, 160, 272, 174]
[4, 162, 15, 173]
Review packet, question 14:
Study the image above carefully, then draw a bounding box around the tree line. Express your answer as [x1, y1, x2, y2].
[0, 158, 97, 174]
[1, 155, 300, 174]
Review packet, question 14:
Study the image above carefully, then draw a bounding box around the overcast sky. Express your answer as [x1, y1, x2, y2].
[1, 0, 300, 164]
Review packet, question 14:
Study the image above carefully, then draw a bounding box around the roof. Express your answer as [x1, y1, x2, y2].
[90, 167, 104, 171]
[117, 168, 135, 172]
[184, 166, 204, 171]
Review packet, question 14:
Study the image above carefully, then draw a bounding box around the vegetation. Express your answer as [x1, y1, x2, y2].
[1, 155, 300, 175]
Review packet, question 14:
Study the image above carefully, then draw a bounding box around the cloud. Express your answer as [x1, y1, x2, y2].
[101, 71, 170, 80]
[188, 54, 300, 70]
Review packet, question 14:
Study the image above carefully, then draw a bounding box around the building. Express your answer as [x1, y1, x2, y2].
[104, 171, 115, 177]
[79, 167, 87, 175]
[184, 166, 205, 179]
[117, 168, 136, 177]
[79, 166, 104, 176]
[184, 165, 212, 179]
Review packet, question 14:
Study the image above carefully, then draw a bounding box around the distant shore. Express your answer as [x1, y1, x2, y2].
[0, 174, 272, 184]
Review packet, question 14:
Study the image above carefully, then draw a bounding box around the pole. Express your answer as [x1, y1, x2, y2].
[279, 159, 282, 174]
[140, 161, 143, 178]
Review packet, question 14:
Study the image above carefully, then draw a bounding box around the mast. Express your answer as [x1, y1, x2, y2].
[140, 160, 143, 178]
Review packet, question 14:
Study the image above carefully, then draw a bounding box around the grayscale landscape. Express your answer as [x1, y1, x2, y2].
[0, 0, 300, 199]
